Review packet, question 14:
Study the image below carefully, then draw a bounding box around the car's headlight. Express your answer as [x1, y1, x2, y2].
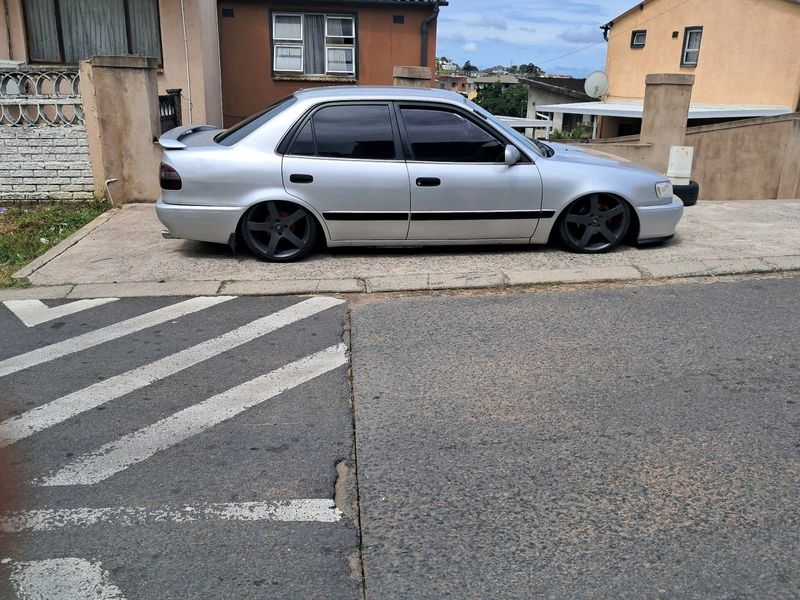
[655, 181, 673, 200]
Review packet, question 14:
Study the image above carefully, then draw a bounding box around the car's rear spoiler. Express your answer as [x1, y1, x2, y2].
[158, 124, 217, 150]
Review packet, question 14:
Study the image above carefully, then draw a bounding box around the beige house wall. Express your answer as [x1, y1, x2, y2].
[0, 0, 223, 127]
[605, 0, 800, 109]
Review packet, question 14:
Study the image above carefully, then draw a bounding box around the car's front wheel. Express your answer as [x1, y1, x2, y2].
[240, 201, 317, 262]
[558, 194, 631, 253]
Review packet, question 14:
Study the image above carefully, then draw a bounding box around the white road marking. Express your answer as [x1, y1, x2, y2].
[38, 344, 348, 486]
[0, 297, 344, 447]
[0, 296, 234, 378]
[0, 499, 341, 532]
[9, 558, 126, 600]
[3, 298, 119, 327]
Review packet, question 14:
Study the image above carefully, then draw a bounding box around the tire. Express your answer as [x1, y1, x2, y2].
[558, 194, 631, 254]
[240, 201, 318, 262]
[674, 180, 699, 206]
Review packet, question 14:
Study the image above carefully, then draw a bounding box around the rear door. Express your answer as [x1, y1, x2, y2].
[398, 103, 544, 241]
[282, 103, 410, 241]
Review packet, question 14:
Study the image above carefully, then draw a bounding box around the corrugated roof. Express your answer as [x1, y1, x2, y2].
[518, 76, 591, 101]
[536, 99, 793, 119]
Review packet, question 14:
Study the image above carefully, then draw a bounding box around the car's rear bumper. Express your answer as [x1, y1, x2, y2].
[636, 196, 684, 243]
[156, 199, 244, 245]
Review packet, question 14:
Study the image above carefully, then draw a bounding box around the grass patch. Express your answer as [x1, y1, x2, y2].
[0, 201, 111, 287]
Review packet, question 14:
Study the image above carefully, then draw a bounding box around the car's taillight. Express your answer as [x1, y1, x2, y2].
[160, 162, 182, 190]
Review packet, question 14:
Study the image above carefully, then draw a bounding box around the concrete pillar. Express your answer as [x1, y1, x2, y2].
[639, 73, 695, 171]
[777, 117, 800, 199]
[80, 56, 162, 206]
[393, 66, 433, 88]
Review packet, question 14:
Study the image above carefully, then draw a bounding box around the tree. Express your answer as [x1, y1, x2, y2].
[473, 82, 528, 118]
[517, 63, 544, 77]
[462, 60, 478, 76]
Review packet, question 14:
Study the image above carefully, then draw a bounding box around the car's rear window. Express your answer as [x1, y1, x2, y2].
[215, 96, 297, 146]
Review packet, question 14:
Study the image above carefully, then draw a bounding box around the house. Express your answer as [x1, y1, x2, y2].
[435, 74, 467, 95]
[0, 0, 448, 129]
[520, 76, 592, 135]
[466, 75, 519, 100]
[539, 0, 800, 138]
[217, 0, 448, 126]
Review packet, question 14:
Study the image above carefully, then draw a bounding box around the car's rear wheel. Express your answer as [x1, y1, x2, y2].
[240, 201, 317, 262]
[558, 194, 631, 253]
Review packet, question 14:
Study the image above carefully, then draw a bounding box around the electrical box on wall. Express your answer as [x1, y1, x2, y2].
[667, 146, 694, 186]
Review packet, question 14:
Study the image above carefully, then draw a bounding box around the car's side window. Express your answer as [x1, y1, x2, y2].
[400, 107, 505, 163]
[291, 104, 396, 160]
[289, 120, 315, 156]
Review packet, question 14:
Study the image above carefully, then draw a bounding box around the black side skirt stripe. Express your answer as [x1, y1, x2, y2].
[323, 210, 556, 221]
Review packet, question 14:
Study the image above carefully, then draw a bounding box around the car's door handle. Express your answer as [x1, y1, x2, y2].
[416, 177, 441, 187]
[290, 174, 314, 184]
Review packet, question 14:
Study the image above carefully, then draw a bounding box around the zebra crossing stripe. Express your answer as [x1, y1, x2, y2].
[8, 558, 126, 600]
[0, 499, 342, 533]
[0, 296, 345, 448]
[0, 296, 235, 378]
[37, 344, 348, 486]
[3, 298, 119, 327]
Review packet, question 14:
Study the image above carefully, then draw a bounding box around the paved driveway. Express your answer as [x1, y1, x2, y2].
[11, 200, 800, 298]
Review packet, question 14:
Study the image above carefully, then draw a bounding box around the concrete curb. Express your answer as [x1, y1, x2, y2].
[3, 256, 798, 300]
[12, 209, 119, 280]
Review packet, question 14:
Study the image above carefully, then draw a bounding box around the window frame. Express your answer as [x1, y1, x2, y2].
[630, 30, 647, 48]
[20, 0, 164, 66]
[681, 26, 703, 67]
[270, 10, 358, 79]
[282, 101, 404, 163]
[394, 101, 527, 165]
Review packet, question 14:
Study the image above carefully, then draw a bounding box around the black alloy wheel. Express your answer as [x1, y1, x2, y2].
[559, 194, 631, 253]
[240, 201, 317, 262]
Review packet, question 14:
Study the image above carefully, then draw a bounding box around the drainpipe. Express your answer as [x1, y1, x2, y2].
[179, 0, 193, 123]
[3, 0, 13, 60]
[420, 5, 439, 67]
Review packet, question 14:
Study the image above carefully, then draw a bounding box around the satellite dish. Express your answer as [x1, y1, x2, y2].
[585, 71, 609, 98]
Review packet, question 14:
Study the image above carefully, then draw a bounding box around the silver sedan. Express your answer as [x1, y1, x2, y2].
[156, 87, 683, 262]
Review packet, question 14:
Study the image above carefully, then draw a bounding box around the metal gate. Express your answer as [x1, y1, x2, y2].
[158, 88, 182, 133]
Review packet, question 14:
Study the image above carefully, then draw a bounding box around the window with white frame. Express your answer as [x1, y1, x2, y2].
[272, 12, 356, 76]
[681, 27, 703, 67]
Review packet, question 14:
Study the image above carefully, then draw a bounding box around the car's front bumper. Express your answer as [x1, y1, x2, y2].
[156, 199, 245, 245]
[635, 196, 684, 243]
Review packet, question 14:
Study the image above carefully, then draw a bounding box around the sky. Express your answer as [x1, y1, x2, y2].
[436, 0, 638, 77]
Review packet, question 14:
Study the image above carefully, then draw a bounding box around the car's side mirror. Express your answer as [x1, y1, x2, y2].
[504, 144, 522, 166]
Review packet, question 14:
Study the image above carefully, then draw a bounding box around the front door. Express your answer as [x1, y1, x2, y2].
[282, 103, 410, 241]
[398, 104, 543, 241]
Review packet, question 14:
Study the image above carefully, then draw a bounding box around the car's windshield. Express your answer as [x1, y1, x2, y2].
[215, 96, 297, 146]
[466, 99, 553, 158]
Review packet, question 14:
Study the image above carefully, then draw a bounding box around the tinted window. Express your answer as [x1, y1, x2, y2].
[401, 108, 505, 163]
[312, 105, 395, 160]
[289, 120, 316, 156]
[216, 96, 296, 146]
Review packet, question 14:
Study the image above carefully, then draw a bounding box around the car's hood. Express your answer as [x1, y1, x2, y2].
[545, 142, 658, 174]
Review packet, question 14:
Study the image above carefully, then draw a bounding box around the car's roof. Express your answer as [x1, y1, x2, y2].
[293, 86, 469, 104]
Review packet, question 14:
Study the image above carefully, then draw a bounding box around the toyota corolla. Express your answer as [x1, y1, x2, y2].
[156, 87, 683, 262]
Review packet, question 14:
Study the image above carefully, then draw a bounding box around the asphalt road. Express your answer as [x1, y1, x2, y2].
[352, 276, 800, 599]
[0, 295, 359, 600]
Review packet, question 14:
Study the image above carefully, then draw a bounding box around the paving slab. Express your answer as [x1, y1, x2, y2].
[16, 200, 800, 296]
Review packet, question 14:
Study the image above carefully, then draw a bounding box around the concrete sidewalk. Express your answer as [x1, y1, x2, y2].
[6, 200, 800, 299]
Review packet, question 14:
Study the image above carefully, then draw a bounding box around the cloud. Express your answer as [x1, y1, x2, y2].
[483, 15, 508, 30]
[558, 25, 605, 45]
[462, 42, 478, 52]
